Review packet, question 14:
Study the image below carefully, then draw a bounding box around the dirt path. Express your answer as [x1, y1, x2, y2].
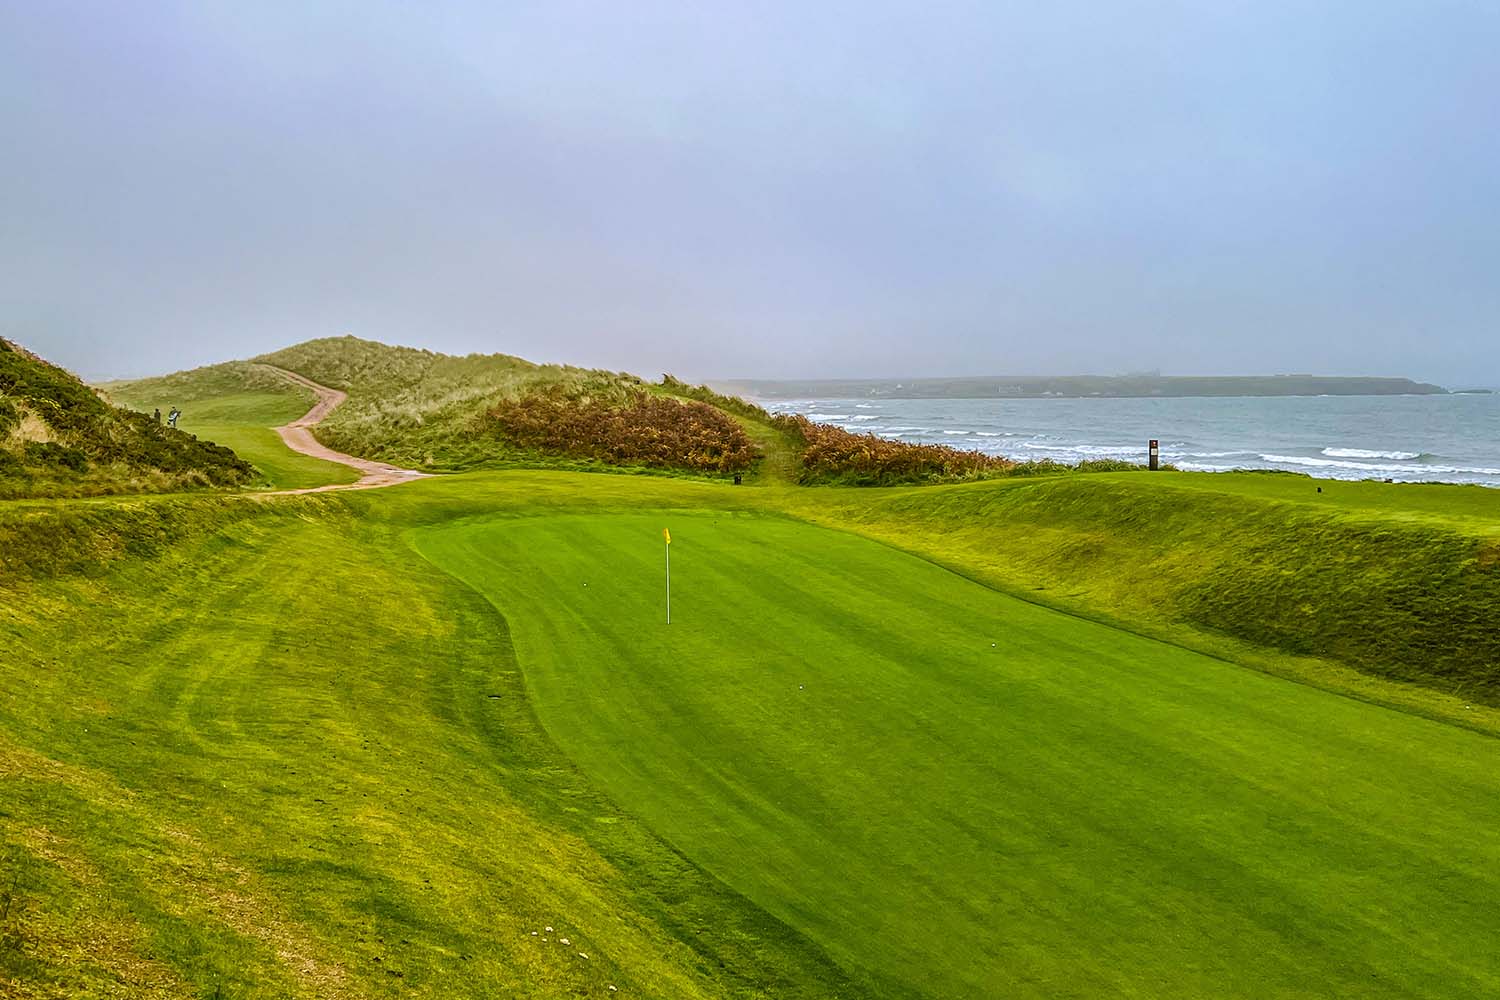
[256, 364, 428, 493]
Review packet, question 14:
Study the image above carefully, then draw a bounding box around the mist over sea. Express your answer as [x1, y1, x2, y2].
[760, 392, 1500, 487]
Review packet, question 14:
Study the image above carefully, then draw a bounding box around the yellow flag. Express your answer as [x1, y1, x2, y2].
[663, 528, 671, 545]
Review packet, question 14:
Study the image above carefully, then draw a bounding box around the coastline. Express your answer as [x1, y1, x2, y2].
[759, 391, 1500, 487]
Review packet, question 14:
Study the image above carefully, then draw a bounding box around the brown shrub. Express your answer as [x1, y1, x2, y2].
[772, 414, 1014, 485]
[486, 388, 755, 472]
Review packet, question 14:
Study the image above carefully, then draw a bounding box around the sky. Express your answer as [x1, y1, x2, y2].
[1, 2, 1496, 385]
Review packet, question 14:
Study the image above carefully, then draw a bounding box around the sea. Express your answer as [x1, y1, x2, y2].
[758, 392, 1500, 487]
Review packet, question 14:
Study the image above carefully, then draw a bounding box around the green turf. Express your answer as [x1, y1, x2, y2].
[1133, 470, 1500, 530]
[771, 472, 1500, 709]
[183, 419, 360, 491]
[414, 508, 1500, 999]
[0, 484, 865, 998]
[6, 433, 1500, 997]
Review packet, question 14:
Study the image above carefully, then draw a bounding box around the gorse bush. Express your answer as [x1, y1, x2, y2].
[487, 387, 756, 472]
[0, 338, 254, 498]
[772, 413, 1015, 485]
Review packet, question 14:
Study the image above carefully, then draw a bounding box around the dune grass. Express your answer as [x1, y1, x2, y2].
[252, 336, 656, 471]
[413, 505, 1500, 999]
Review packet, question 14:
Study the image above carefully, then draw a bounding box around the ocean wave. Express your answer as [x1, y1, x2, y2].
[1022, 442, 1140, 457]
[1262, 454, 1500, 476]
[850, 415, 880, 421]
[942, 430, 971, 435]
[1321, 447, 1423, 460]
[807, 413, 850, 420]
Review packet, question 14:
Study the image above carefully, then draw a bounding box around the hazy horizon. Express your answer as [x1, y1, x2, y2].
[4, 2, 1496, 386]
[59, 332, 1480, 391]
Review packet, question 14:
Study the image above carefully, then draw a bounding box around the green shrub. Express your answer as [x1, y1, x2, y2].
[23, 441, 89, 472]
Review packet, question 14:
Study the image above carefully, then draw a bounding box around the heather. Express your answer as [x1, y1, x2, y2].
[486, 387, 756, 473]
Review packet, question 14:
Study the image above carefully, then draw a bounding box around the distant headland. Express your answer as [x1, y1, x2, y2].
[711, 374, 1452, 400]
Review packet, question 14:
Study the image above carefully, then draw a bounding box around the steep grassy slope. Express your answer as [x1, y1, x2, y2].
[0, 340, 253, 498]
[777, 471, 1500, 709]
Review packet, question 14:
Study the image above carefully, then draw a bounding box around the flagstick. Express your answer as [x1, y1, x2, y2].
[665, 538, 671, 625]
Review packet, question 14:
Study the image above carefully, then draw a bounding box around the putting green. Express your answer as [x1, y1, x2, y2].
[415, 510, 1500, 999]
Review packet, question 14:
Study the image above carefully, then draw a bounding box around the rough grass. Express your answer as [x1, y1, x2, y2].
[114, 337, 783, 479]
[253, 336, 657, 471]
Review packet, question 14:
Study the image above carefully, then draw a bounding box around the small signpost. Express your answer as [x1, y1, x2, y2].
[1148, 439, 1160, 471]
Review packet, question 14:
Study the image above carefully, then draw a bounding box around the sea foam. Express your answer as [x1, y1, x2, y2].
[1321, 447, 1422, 460]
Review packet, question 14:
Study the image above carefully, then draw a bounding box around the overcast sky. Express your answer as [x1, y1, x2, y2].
[2, 2, 1496, 384]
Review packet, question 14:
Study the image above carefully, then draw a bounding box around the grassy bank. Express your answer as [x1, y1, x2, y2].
[775, 471, 1500, 706]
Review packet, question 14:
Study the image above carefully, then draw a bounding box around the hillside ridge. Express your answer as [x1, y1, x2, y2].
[1, 337, 254, 498]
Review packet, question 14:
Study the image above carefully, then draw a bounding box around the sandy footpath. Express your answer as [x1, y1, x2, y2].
[256, 364, 428, 493]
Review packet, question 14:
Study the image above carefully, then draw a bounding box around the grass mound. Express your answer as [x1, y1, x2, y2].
[253, 336, 658, 471]
[0, 339, 253, 499]
[116, 336, 774, 479]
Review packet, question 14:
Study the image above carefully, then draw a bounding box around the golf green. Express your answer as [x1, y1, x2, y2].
[415, 509, 1500, 999]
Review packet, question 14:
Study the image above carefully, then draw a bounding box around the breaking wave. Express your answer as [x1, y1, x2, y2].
[1321, 447, 1423, 460]
[1262, 454, 1500, 476]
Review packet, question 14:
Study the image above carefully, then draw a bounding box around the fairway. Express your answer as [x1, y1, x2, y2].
[415, 510, 1500, 999]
